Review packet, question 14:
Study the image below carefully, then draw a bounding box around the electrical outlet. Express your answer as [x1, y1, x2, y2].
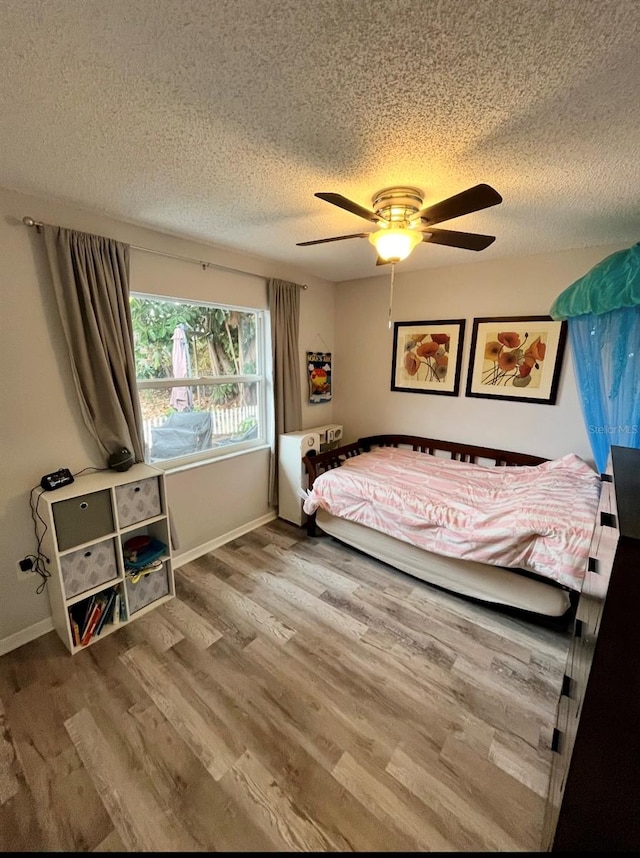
[16, 557, 35, 579]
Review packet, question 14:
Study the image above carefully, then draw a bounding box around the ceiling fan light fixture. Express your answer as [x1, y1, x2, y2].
[369, 226, 422, 262]
[301, 182, 502, 261]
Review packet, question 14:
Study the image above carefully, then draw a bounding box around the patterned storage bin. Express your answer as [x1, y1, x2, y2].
[115, 477, 161, 528]
[125, 565, 170, 614]
[60, 537, 118, 599]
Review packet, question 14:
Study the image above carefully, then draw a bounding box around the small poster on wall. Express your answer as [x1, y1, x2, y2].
[307, 351, 332, 404]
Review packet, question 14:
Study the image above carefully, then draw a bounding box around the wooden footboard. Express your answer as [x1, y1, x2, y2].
[302, 433, 547, 537]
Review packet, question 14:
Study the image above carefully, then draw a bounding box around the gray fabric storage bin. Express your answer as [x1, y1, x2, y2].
[53, 489, 114, 552]
[115, 477, 161, 528]
[60, 537, 118, 599]
[125, 564, 170, 614]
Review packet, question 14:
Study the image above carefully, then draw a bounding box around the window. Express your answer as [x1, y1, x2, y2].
[130, 294, 267, 466]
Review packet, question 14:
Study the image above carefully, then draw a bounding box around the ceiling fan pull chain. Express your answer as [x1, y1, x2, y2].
[388, 262, 396, 329]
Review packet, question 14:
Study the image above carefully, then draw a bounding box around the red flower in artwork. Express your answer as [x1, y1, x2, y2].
[498, 350, 518, 371]
[404, 351, 420, 375]
[498, 331, 521, 348]
[416, 341, 439, 358]
[526, 336, 546, 362]
[430, 333, 450, 345]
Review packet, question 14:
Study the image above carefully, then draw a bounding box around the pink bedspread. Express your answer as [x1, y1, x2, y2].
[303, 447, 601, 590]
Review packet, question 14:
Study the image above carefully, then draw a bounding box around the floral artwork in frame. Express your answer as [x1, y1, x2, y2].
[465, 315, 568, 404]
[391, 319, 466, 396]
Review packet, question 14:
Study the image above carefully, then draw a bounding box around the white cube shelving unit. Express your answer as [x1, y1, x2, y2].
[38, 463, 174, 654]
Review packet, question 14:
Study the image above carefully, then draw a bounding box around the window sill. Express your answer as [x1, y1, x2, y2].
[151, 441, 272, 476]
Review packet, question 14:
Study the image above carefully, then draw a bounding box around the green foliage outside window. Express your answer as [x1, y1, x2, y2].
[130, 296, 257, 389]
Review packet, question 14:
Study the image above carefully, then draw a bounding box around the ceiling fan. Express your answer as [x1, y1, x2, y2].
[297, 183, 502, 264]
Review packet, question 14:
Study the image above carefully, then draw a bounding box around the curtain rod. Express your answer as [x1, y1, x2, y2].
[21, 216, 308, 288]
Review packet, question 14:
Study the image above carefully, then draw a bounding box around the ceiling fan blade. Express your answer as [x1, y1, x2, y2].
[297, 233, 369, 246]
[416, 183, 502, 226]
[422, 228, 496, 251]
[315, 193, 384, 223]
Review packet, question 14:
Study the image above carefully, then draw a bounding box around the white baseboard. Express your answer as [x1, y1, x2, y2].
[170, 510, 278, 568]
[1, 512, 278, 658]
[0, 616, 54, 657]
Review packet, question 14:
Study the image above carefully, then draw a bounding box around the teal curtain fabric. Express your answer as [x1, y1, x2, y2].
[550, 242, 640, 320]
[550, 243, 640, 471]
[567, 306, 640, 472]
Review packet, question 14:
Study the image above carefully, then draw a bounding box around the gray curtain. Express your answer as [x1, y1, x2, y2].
[42, 225, 145, 462]
[268, 278, 303, 507]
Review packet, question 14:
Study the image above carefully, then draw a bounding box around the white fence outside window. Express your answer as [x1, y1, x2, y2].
[142, 405, 258, 452]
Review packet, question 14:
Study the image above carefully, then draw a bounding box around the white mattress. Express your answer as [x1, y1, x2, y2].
[316, 508, 571, 618]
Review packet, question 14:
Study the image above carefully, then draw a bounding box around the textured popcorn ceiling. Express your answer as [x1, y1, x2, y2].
[1, 0, 639, 282]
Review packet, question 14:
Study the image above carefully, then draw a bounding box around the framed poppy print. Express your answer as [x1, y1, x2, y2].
[465, 315, 567, 404]
[390, 319, 466, 396]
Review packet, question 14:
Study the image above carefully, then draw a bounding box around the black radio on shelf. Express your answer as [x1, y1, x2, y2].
[40, 468, 74, 491]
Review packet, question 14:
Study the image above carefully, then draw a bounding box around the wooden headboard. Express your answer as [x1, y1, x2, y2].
[301, 434, 548, 537]
[303, 433, 547, 485]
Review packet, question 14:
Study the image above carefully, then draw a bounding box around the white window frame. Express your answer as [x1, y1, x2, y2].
[130, 292, 269, 470]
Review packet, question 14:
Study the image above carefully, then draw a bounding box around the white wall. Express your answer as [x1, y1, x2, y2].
[333, 244, 629, 464]
[0, 185, 335, 650]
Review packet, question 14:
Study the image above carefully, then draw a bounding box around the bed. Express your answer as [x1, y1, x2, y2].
[302, 434, 602, 625]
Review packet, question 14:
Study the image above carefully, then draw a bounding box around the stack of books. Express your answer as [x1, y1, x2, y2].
[69, 586, 126, 647]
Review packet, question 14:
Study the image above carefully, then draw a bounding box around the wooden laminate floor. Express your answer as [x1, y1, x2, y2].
[0, 519, 570, 852]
